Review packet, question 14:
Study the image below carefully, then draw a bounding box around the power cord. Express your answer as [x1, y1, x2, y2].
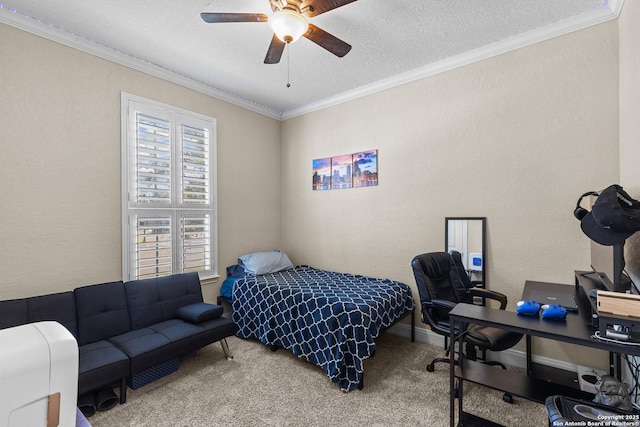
[592, 330, 640, 345]
[623, 354, 640, 406]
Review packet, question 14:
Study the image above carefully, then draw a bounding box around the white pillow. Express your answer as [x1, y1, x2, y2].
[238, 249, 294, 275]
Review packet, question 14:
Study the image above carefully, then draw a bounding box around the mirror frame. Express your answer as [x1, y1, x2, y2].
[445, 217, 487, 288]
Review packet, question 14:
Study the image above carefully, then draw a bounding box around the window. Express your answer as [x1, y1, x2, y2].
[121, 93, 217, 281]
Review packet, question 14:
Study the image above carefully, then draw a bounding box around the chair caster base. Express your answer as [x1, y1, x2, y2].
[426, 364, 435, 372]
[502, 393, 514, 404]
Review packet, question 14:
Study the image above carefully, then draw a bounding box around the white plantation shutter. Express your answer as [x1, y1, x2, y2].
[180, 122, 209, 205]
[122, 94, 217, 281]
[180, 214, 211, 272]
[135, 215, 173, 279]
[135, 113, 171, 204]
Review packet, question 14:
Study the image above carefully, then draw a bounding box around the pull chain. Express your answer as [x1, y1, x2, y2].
[286, 42, 291, 88]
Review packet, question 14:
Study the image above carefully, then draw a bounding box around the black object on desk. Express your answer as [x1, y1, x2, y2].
[448, 279, 638, 427]
[528, 289, 578, 312]
[576, 270, 605, 327]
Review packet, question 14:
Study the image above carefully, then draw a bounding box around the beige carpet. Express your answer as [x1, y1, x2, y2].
[89, 333, 548, 426]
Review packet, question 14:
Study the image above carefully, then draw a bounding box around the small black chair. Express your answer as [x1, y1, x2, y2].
[411, 252, 523, 373]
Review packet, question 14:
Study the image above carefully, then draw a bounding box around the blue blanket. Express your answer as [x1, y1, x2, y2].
[232, 266, 414, 391]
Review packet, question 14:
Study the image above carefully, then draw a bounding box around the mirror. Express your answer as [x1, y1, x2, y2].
[445, 217, 487, 288]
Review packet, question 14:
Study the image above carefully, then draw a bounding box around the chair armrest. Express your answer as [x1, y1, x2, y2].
[427, 299, 457, 311]
[422, 300, 468, 336]
[469, 288, 507, 309]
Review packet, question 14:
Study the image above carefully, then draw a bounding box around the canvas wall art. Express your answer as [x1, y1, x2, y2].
[312, 150, 378, 191]
[331, 154, 353, 189]
[353, 150, 378, 187]
[312, 158, 331, 190]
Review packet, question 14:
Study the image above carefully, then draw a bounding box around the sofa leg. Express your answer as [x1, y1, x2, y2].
[119, 378, 127, 404]
[220, 338, 233, 360]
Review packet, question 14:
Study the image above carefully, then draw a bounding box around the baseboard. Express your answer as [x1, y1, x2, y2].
[389, 322, 581, 374]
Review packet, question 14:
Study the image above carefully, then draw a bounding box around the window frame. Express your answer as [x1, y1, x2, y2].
[121, 92, 218, 282]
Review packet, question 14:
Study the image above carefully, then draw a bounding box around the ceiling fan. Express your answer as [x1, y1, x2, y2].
[201, 0, 356, 64]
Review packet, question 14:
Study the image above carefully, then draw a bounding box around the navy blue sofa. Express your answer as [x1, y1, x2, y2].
[0, 272, 237, 404]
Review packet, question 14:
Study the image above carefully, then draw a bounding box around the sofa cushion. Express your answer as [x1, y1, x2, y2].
[199, 317, 238, 340]
[149, 319, 206, 342]
[75, 281, 130, 345]
[172, 317, 238, 356]
[174, 303, 223, 324]
[28, 292, 78, 339]
[0, 298, 29, 330]
[77, 340, 129, 396]
[125, 273, 204, 330]
[108, 328, 173, 373]
[109, 328, 171, 356]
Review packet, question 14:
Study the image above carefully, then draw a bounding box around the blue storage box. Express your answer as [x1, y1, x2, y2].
[128, 358, 179, 389]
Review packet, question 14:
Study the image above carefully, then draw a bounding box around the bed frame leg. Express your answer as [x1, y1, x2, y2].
[411, 307, 416, 342]
[220, 338, 233, 360]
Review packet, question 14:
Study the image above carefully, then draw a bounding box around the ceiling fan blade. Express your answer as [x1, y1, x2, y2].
[303, 23, 351, 57]
[302, 0, 357, 17]
[200, 13, 269, 23]
[264, 35, 286, 64]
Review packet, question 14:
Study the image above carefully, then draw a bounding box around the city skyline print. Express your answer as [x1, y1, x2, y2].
[353, 150, 378, 187]
[312, 149, 378, 191]
[312, 157, 331, 190]
[331, 154, 353, 189]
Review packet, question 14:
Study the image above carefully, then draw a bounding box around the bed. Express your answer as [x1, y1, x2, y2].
[221, 251, 415, 392]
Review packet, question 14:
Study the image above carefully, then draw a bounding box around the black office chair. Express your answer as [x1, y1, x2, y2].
[451, 250, 483, 288]
[411, 252, 523, 375]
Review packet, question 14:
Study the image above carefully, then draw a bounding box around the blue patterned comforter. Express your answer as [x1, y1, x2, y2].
[232, 266, 414, 391]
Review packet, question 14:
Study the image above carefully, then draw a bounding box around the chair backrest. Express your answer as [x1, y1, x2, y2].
[411, 252, 473, 325]
[412, 252, 452, 328]
[412, 252, 453, 304]
[450, 250, 474, 289]
[413, 252, 472, 302]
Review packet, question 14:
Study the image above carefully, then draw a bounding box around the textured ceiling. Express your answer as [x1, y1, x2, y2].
[0, 0, 621, 119]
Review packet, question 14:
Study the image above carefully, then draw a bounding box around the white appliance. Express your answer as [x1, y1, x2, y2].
[468, 252, 483, 272]
[0, 321, 79, 427]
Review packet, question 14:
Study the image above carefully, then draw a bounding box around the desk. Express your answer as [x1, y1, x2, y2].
[448, 280, 640, 426]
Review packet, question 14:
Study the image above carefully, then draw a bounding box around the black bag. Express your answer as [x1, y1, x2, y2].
[593, 375, 633, 412]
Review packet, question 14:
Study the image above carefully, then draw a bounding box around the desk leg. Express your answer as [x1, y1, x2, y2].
[610, 353, 622, 379]
[450, 322, 457, 427]
[526, 335, 532, 376]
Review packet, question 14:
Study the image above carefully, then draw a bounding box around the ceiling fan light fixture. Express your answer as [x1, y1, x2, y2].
[268, 9, 308, 43]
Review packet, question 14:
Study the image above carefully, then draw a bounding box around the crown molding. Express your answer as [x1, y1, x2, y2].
[279, 1, 624, 120]
[1, 2, 623, 122]
[0, 5, 282, 120]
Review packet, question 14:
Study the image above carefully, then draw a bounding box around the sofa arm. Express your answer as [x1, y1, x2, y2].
[174, 303, 223, 324]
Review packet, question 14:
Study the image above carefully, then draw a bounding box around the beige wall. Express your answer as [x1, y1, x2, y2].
[620, 1, 640, 284]
[0, 23, 282, 302]
[280, 22, 619, 365]
[0, 11, 630, 367]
